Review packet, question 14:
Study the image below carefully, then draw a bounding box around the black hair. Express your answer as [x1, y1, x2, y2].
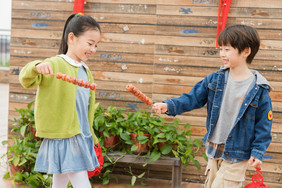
[58, 14, 101, 54]
[218, 24, 260, 64]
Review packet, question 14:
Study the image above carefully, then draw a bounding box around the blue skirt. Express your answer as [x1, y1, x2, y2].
[34, 134, 100, 174]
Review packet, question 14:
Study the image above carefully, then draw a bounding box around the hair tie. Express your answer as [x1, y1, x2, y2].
[75, 13, 83, 17]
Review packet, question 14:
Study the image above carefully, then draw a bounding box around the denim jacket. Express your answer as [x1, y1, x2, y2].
[164, 67, 273, 162]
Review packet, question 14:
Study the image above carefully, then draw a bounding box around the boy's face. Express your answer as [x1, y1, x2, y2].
[219, 44, 248, 69]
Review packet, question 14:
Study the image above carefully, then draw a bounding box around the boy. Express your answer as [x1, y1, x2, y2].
[153, 25, 273, 188]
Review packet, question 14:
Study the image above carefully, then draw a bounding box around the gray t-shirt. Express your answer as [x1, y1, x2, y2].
[209, 73, 255, 144]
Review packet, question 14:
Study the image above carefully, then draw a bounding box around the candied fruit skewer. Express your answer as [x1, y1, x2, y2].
[126, 84, 153, 106]
[55, 72, 97, 91]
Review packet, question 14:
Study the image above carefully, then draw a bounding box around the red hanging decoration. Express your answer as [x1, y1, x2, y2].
[73, 0, 85, 14]
[216, 0, 232, 48]
[87, 143, 104, 178]
[242, 167, 270, 188]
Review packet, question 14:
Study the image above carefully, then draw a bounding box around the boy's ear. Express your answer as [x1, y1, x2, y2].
[243, 47, 251, 58]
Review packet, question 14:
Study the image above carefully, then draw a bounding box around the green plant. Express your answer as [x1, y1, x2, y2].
[11, 101, 35, 137]
[2, 101, 52, 187]
[93, 104, 125, 148]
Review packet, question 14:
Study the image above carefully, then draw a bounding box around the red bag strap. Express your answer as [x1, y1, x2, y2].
[73, 0, 85, 14]
[216, 0, 232, 48]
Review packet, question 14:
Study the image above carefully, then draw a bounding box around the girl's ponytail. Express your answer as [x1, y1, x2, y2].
[58, 14, 76, 54]
[58, 14, 101, 55]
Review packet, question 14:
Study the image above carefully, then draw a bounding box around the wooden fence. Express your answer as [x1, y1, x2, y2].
[9, 0, 282, 186]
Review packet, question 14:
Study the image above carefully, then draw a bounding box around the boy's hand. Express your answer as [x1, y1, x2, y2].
[36, 62, 54, 77]
[153, 103, 168, 115]
[248, 156, 262, 168]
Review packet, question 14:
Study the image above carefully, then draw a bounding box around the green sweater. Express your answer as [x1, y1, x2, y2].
[19, 56, 98, 144]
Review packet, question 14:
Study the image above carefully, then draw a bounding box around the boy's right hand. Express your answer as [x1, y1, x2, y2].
[35, 62, 54, 77]
[152, 103, 168, 115]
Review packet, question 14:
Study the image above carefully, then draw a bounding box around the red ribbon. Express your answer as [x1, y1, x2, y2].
[216, 0, 232, 48]
[73, 0, 85, 14]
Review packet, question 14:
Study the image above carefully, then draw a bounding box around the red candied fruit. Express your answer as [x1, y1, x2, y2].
[89, 83, 97, 91]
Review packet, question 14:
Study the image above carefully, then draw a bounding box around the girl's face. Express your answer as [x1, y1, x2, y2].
[219, 44, 248, 69]
[67, 29, 101, 62]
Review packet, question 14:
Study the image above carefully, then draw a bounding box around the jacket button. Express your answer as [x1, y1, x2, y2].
[228, 136, 232, 138]
[225, 152, 228, 156]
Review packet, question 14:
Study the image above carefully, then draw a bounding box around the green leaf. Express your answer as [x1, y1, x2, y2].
[102, 178, 110, 185]
[3, 172, 10, 179]
[172, 150, 179, 157]
[13, 172, 23, 182]
[138, 172, 146, 178]
[19, 158, 27, 166]
[140, 180, 147, 186]
[184, 123, 191, 129]
[120, 133, 130, 141]
[193, 159, 201, 170]
[202, 153, 208, 161]
[131, 145, 138, 151]
[137, 135, 148, 141]
[149, 150, 161, 162]
[194, 139, 202, 148]
[20, 125, 27, 137]
[125, 140, 133, 145]
[131, 176, 136, 185]
[103, 131, 110, 138]
[13, 156, 20, 166]
[160, 144, 173, 155]
[2, 140, 8, 145]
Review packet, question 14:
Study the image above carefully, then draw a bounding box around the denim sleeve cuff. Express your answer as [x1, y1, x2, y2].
[251, 149, 265, 162]
[163, 99, 176, 117]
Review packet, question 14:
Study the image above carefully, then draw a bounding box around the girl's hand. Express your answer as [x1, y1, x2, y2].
[36, 62, 54, 77]
[153, 103, 168, 115]
[248, 156, 262, 168]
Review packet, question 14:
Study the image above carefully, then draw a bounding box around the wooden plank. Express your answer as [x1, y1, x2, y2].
[157, 6, 282, 19]
[0, 69, 9, 83]
[107, 152, 181, 166]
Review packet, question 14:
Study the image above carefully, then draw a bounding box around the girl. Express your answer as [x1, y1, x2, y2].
[19, 14, 101, 188]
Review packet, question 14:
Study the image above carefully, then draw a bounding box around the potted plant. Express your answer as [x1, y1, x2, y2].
[120, 111, 153, 154]
[11, 101, 40, 141]
[93, 104, 125, 149]
[2, 102, 52, 187]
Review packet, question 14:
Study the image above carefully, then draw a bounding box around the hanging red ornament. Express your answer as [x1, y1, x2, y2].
[216, 0, 232, 48]
[73, 0, 85, 14]
[242, 167, 270, 188]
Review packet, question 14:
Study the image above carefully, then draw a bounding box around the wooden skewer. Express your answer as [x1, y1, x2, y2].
[126, 84, 153, 106]
[56, 72, 97, 91]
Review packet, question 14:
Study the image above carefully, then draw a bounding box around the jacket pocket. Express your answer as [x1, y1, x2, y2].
[207, 81, 217, 102]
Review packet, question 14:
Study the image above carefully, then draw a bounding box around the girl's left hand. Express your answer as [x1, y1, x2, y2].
[248, 156, 262, 168]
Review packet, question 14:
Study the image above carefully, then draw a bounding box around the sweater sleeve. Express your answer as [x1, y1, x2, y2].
[19, 60, 43, 89]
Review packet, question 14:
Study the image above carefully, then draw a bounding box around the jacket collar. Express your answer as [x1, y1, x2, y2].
[57, 54, 89, 70]
[220, 66, 273, 92]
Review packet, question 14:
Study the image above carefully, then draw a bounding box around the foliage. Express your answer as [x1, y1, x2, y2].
[93, 104, 203, 186]
[3, 102, 204, 187]
[2, 101, 53, 187]
[93, 104, 125, 148]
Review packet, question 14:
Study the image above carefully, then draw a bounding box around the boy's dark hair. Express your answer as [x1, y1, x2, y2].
[59, 14, 101, 54]
[218, 24, 260, 64]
